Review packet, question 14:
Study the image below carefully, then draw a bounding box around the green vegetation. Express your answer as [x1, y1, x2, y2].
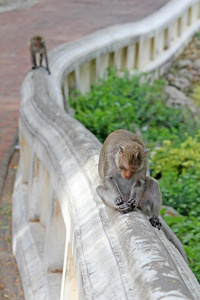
[69, 69, 200, 281]
[151, 135, 200, 216]
[152, 136, 200, 281]
[70, 70, 196, 146]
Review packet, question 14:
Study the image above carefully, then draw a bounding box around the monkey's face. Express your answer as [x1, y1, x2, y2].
[32, 36, 44, 49]
[116, 142, 149, 180]
[35, 40, 41, 48]
[119, 165, 134, 180]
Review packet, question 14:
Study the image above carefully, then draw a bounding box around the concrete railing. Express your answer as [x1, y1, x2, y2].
[13, 0, 200, 299]
[49, 0, 200, 112]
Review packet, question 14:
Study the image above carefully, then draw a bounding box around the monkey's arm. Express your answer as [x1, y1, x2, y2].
[104, 177, 124, 205]
[118, 179, 145, 214]
[96, 183, 133, 213]
[97, 177, 133, 213]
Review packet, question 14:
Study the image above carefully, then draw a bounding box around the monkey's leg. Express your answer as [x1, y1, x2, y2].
[96, 185, 119, 209]
[44, 49, 51, 74]
[139, 176, 162, 230]
[142, 178, 188, 262]
[127, 178, 145, 208]
[31, 53, 37, 69]
[39, 53, 43, 66]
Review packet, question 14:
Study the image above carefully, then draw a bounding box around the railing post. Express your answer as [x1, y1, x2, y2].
[114, 48, 123, 70]
[39, 164, 50, 227]
[138, 37, 152, 68]
[28, 152, 40, 221]
[75, 62, 91, 94]
[43, 190, 66, 272]
[96, 54, 109, 79]
[126, 44, 136, 70]
[19, 132, 30, 184]
[60, 242, 78, 300]
[62, 76, 70, 113]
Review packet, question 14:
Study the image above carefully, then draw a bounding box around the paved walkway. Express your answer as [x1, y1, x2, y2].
[0, 0, 169, 298]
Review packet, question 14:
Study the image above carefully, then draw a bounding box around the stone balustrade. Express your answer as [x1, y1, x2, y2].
[13, 0, 200, 299]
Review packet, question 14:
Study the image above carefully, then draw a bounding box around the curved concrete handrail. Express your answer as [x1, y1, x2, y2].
[13, 0, 200, 299]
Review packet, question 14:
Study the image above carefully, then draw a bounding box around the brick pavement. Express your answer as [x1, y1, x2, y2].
[0, 0, 169, 298]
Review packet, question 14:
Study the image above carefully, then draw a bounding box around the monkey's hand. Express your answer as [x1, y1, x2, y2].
[118, 202, 133, 214]
[114, 195, 124, 206]
[149, 216, 162, 230]
[127, 197, 138, 209]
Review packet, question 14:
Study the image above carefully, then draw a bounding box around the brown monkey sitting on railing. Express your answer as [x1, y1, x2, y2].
[96, 129, 188, 263]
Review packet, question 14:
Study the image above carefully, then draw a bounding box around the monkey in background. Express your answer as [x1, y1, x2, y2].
[96, 129, 188, 263]
[30, 35, 51, 74]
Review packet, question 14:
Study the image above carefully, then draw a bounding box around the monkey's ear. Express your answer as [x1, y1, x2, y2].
[118, 145, 124, 154]
[144, 148, 150, 154]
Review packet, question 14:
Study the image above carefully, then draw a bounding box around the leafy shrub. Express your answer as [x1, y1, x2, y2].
[151, 134, 200, 217]
[69, 70, 196, 146]
[162, 213, 200, 282]
[151, 134, 200, 279]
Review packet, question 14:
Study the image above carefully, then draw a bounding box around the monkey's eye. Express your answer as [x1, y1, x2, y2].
[132, 154, 140, 161]
[119, 166, 126, 170]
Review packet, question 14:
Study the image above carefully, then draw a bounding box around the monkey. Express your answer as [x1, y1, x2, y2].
[96, 129, 188, 263]
[30, 35, 51, 74]
[96, 129, 161, 227]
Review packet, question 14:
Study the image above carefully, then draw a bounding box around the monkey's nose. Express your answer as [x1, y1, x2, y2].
[124, 172, 133, 180]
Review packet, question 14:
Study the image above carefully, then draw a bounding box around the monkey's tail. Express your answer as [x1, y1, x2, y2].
[160, 217, 188, 264]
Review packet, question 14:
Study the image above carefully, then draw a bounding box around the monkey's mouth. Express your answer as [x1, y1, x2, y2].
[124, 176, 133, 180]
[122, 172, 133, 180]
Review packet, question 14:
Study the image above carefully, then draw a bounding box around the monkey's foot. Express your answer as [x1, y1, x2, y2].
[114, 195, 124, 205]
[149, 216, 162, 230]
[118, 203, 133, 214]
[127, 197, 137, 208]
